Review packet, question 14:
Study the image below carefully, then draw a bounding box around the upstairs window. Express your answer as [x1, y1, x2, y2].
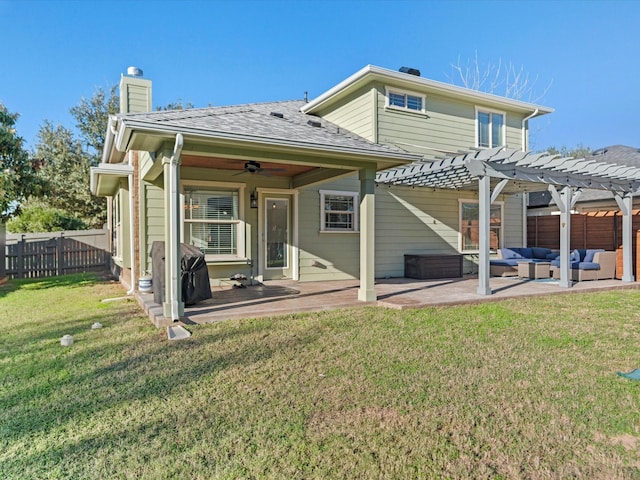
[477, 109, 505, 148]
[386, 87, 425, 113]
[320, 190, 359, 232]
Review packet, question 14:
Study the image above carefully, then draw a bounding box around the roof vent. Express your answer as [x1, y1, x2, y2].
[270, 112, 284, 118]
[307, 119, 322, 128]
[399, 66, 420, 76]
[126, 66, 143, 77]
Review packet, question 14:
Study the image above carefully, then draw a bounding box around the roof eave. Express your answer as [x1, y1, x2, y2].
[302, 65, 554, 116]
[115, 118, 422, 167]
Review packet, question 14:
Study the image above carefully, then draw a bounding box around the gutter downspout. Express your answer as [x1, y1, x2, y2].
[521, 108, 539, 152]
[126, 150, 136, 295]
[169, 133, 184, 322]
[521, 108, 538, 246]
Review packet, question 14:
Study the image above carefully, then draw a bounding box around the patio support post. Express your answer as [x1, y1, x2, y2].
[615, 193, 635, 282]
[549, 185, 573, 288]
[477, 175, 492, 295]
[358, 167, 376, 302]
[162, 134, 184, 321]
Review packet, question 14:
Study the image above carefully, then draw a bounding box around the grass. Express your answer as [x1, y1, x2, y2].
[2, 274, 640, 479]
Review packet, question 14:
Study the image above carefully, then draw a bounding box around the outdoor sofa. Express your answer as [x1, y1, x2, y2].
[549, 249, 616, 281]
[490, 247, 558, 277]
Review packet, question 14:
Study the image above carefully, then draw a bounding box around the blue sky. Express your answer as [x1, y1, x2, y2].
[1, 0, 639, 153]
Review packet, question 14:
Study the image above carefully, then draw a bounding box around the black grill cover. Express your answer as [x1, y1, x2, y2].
[151, 241, 212, 306]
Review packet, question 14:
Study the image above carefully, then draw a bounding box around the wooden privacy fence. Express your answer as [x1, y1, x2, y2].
[5, 230, 110, 279]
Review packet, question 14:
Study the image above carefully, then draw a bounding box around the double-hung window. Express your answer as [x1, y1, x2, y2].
[386, 87, 425, 113]
[477, 108, 505, 148]
[320, 190, 359, 232]
[459, 200, 503, 252]
[184, 187, 244, 259]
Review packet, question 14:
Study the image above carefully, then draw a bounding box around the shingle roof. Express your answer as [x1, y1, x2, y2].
[117, 100, 418, 159]
[529, 145, 640, 206]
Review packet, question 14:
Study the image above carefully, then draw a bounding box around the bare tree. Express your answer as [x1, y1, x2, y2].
[448, 51, 553, 104]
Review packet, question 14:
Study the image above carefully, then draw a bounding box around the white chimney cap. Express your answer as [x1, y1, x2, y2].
[127, 66, 143, 77]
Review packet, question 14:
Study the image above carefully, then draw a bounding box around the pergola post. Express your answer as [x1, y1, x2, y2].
[358, 167, 376, 301]
[477, 175, 492, 295]
[549, 185, 573, 288]
[615, 193, 635, 283]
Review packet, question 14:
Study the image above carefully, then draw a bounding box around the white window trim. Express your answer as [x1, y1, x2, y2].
[475, 106, 506, 149]
[319, 189, 359, 233]
[181, 180, 247, 262]
[458, 198, 504, 253]
[384, 86, 426, 114]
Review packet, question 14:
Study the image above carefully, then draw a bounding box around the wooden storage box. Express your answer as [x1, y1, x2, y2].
[404, 254, 463, 280]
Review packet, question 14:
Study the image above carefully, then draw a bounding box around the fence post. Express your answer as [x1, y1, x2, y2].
[0, 222, 5, 279]
[57, 233, 64, 276]
[17, 235, 25, 279]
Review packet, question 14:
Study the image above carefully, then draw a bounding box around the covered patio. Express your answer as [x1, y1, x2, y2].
[137, 275, 639, 326]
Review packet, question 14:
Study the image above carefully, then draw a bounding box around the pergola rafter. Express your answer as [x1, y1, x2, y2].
[376, 146, 640, 295]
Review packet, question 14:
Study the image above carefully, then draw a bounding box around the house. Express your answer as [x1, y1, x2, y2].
[91, 65, 640, 323]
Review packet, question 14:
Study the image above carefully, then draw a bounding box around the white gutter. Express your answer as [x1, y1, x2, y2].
[521, 108, 538, 247]
[101, 116, 119, 164]
[168, 133, 184, 322]
[521, 108, 539, 151]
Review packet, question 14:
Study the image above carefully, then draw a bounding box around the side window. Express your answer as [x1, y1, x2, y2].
[477, 109, 505, 148]
[320, 190, 359, 232]
[459, 200, 503, 252]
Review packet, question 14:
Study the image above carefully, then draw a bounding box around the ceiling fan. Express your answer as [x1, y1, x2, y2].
[235, 160, 286, 176]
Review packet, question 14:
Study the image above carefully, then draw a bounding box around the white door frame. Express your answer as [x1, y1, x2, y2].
[256, 188, 299, 282]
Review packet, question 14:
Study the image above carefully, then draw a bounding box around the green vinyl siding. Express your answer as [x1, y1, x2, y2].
[143, 183, 164, 274]
[503, 192, 526, 247]
[375, 186, 462, 277]
[298, 176, 360, 281]
[375, 186, 525, 277]
[314, 86, 375, 141]
[377, 87, 476, 156]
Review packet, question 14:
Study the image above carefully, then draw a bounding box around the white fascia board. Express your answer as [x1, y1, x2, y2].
[116, 118, 423, 165]
[302, 65, 554, 116]
[90, 163, 133, 196]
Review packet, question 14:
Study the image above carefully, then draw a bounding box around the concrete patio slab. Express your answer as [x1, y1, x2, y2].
[135, 275, 640, 328]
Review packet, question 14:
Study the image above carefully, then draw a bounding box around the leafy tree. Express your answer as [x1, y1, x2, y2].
[543, 144, 592, 159]
[157, 100, 195, 111]
[70, 85, 119, 162]
[7, 199, 86, 232]
[0, 104, 42, 221]
[33, 122, 105, 228]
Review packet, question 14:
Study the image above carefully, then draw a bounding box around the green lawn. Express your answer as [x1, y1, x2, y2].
[2, 274, 640, 479]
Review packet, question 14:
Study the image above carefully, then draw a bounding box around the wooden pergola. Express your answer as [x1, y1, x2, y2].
[377, 146, 640, 294]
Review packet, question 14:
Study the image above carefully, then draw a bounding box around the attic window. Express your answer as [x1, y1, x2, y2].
[270, 112, 284, 118]
[385, 87, 425, 114]
[307, 119, 322, 128]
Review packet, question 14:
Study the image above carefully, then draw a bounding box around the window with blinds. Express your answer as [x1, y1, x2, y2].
[385, 87, 425, 113]
[320, 190, 359, 232]
[184, 189, 241, 257]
